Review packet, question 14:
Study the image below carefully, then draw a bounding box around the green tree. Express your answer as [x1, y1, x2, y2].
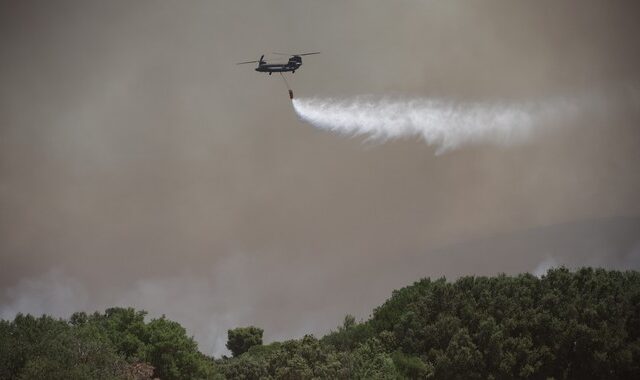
[226, 326, 264, 357]
[145, 316, 215, 380]
[3, 268, 640, 379]
[349, 338, 398, 380]
[86, 308, 148, 360]
[391, 351, 433, 379]
[0, 315, 127, 380]
[322, 315, 374, 351]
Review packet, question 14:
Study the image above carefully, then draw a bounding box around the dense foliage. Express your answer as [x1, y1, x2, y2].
[2, 268, 639, 379]
[226, 327, 264, 357]
[368, 267, 640, 379]
[217, 268, 640, 379]
[0, 308, 218, 380]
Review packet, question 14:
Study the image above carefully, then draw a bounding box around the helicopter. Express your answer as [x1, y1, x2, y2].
[236, 52, 320, 75]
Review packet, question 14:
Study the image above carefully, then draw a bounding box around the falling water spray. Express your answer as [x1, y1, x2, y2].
[292, 96, 579, 154]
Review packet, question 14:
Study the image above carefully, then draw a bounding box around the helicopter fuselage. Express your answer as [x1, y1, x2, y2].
[255, 56, 303, 74]
[255, 63, 300, 73]
[237, 52, 318, 75]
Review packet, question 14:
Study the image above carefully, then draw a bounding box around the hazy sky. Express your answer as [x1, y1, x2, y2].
[1, 0, 639, 355]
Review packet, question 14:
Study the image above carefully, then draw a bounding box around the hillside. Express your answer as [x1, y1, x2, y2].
[1, 267, 639, 379]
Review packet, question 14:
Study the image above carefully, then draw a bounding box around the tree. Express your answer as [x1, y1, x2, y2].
[145, 316, 216, 380]
[349, 338, 398, 379]
[226, 326, 264, 357]
[88, 307, 148, 360]
[322, 315, 374, 351]
[391, 350, 433, 379]
[3, 268, 640, 379]
[1, 315, 127, 380]
[0, 310, 219, 380]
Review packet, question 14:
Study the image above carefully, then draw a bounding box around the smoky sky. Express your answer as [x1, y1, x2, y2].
[1, 1, 640, 355]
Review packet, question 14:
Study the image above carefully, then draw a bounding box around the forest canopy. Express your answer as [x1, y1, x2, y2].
[1, 267, 639, 379]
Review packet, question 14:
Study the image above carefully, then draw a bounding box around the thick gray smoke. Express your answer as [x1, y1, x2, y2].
[293, 96, 577, 153]
[2, 0, 640, 358]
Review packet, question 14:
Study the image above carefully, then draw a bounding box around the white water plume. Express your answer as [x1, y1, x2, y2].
[292, 96, 578, 153]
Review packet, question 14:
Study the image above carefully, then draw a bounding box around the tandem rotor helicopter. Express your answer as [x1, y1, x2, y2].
[237, 52, 319, 99]
[236, 52, 320, 75]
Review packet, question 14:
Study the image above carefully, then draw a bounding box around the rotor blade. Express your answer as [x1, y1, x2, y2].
[272, 52, 321, 56]
[236, 60, 259, 65]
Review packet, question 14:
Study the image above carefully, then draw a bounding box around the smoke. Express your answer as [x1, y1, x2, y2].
[532, 257, 560, 278]
[2, 0, 640, 359]
[0, 252, 347, 356]
[0, 269, 89, 320]
[293, 96, 579, 153]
